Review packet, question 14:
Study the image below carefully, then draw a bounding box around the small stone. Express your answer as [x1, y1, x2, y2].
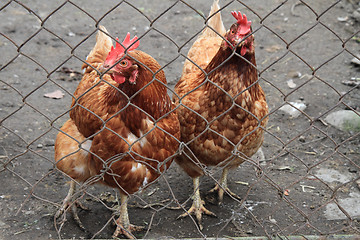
[252, 147, 265, 162]
[299, 136, 306, 143]
[352, 10, 360, 22]
[351, 56, 360, 66]
[287, 79, 297, 89]
[337, 16, 349, 22]
[324, 195, 360, 220]
[44, 139, 54, 146]
[279, 102, 306, 118]
[269, 216, 277, 224]
[324, 110, 360, 132]
[24, 210, 35, 215]
[356, 179, 360, 190]
[349, 167, 358, 173]
[287, 70, 302, 78]
[37, 144, 43, 148]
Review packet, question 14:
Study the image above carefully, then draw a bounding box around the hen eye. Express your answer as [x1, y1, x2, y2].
[231, 30, 235, 34]
[119, 60, 128, 67]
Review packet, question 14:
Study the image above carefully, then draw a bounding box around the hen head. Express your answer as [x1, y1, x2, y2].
[101, 33, 140, 85]
[225, 11, 254, 56]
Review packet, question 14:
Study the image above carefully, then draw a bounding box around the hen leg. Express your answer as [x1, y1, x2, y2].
[55, 181, 88, 230]
[113, 193, 144, 239]
[177, 177, 216, 230]
[209, 167, 241, 204]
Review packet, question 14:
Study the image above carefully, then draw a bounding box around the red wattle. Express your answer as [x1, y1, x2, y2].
[241, 45, 247, 56]
[129, 69, 138, 84]
[114, 74, 126, 84]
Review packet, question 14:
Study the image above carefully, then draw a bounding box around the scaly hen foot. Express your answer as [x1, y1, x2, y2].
[177, 177, 216, 230]
[208, 184, 241, 204]
[113, 222, 145, 239]
[55, 181, 89, 230]
[113, 193, 145, 239]
[177, 199, 216, 230]
[208, 167, 241, 204]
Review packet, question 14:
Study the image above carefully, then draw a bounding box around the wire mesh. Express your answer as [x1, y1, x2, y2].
[0, 0, 359, 239]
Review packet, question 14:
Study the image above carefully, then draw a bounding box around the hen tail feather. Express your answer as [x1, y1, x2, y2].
[201, 0, 226, 38]
[82, 25, 113, 72]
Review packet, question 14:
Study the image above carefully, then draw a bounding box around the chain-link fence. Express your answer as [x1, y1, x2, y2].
[1, 0, 360, 239]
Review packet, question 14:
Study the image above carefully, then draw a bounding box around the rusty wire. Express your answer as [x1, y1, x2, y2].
[0, 0, 360, 239]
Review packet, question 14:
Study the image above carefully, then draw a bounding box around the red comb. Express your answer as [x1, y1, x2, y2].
[231, 11, 252, 35]
[106, 32, 139, 61]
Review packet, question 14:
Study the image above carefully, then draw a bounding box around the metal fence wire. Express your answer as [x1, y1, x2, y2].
[1, 0, 360, 239]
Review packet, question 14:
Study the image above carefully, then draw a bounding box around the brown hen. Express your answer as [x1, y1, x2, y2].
[55, 26, 180, 238]
[173, 0, 268, 230]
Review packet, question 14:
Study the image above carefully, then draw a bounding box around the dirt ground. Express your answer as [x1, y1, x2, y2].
[0, 0, 359, 239]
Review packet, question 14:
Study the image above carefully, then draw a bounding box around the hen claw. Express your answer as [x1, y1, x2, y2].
[177, 200, 216, 230]
[113, 223, 145, 239]
[208, 184, 241, 204]
[56, 198, 89, 230]
[112, 193, 146, 239]
[55, 181, 88, 231]
[208, 167, 242, 204]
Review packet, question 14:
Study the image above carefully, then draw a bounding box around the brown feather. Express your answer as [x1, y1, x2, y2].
[56, 25, 179, 197]
[174, 16, 268, 178]
[70, 48, 180, 194]
[54, 119, 93, 182]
